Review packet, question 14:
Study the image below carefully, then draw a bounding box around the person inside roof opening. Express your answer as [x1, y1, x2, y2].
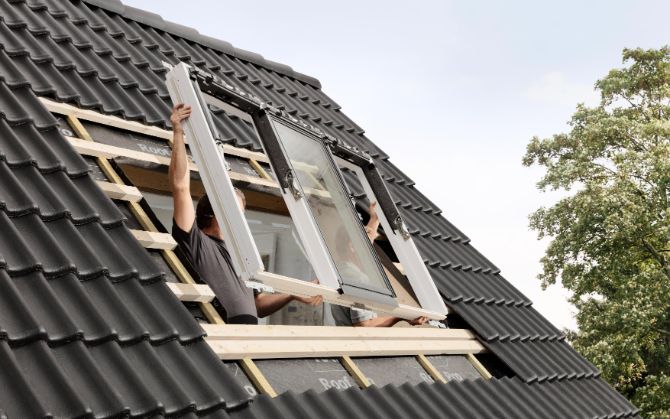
[330, 201, 429, 327]
[169, 104, 323, 325]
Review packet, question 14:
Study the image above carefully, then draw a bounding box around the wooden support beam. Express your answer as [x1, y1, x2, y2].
[467, 353, 492, 380]
[202, 324, 477, 341]
[166, 282, 215, 303]
[95, 181, 143, 202]
[130, 229, 177, 250]
[203, 324, 484, 360]
[240, 357, 277, 397]
[44, 98, 172, 140]
[66, 136, 277, 189]
[341, 356, 371, 388]
[416, 354, 446, 383]
[230, 172, 278, 189]
[249, 159, 272, 180]
[220, 144, 269, 164]
[66, 135, 192, 168]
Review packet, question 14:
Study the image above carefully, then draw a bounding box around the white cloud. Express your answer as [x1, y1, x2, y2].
[524, 71, 599, 106]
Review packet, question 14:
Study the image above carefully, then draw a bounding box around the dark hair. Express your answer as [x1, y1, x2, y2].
[196, 189, 247, 230]
[196, 194, 215, 229]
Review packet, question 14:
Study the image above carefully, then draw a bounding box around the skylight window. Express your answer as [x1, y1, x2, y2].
[166, 63, 447, 320]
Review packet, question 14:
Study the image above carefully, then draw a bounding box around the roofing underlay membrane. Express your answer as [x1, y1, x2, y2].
[0, 0, 640, 417]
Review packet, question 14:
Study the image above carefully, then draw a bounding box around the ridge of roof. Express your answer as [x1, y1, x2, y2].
[80, 0, 322, 89]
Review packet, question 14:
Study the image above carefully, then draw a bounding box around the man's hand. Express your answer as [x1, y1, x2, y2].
[408, 316, 429, 326]
[365, 201, 380, 242]
[170, 104, 192, 132]
[293, 279, 324, 306]
[294, 294, 324, 306]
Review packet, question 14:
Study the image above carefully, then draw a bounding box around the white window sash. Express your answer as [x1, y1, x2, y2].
[166, 62, 447, 320]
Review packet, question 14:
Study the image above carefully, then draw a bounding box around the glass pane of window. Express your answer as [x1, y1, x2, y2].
[245, 209, 324, 326]
[271, 118, 393, 297]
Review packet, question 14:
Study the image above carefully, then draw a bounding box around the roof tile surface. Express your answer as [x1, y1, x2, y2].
[231, 377, 640, 419]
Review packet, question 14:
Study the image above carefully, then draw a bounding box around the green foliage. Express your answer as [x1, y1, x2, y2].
[523, 47, 670, 418]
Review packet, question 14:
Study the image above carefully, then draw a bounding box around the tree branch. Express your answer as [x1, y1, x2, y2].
[642, 238, 670, 280]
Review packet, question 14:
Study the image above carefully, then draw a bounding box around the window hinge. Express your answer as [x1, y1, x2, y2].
[246, 279, 274, 294]
[260, 102, 282, 116]
[215, 140, 231, 171]
[393, 216, 411, 240]
[285, 170, 303, 200]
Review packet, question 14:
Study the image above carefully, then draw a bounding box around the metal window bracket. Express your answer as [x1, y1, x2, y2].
[285, 170, 303, 200]
[393, 216, 411, 240]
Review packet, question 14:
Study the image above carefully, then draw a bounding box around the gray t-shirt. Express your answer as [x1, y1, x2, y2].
[330, 261, 378, 326]
[331, 304, 377, 326]
[172, 220, 257, 322]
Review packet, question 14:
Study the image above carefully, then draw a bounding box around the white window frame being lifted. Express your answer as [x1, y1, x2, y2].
[165, 62, 447, 320]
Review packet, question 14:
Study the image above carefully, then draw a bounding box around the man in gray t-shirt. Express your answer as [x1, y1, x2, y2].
[169, 104, 322, 324]
[173, 218, 257, 323]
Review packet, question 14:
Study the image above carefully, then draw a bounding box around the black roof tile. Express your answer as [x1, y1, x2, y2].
[448, 300, 563, 342]
[386, 182, 440, 214]
[0, 161, 124, 224]
[486, 340, 600, 383]
[0, 119, 90, 175]
[375, 158, 413, 185]
[431, 268, 530, 306]
[0, 83, 55, 127]
[414, 235, 499, 273]
[401, 207, 469, 242]
[233, 377, 639, 419]
[0, 337, 249, 418]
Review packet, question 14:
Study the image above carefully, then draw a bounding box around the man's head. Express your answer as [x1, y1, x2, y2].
[196, 188, 246, 230]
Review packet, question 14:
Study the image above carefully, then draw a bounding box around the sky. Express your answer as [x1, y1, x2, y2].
[124, 0, 670, 330]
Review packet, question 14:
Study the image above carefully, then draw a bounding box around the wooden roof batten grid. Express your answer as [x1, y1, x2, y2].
[44, 97, 491, 396]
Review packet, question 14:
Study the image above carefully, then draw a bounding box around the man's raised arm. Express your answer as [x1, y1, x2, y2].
[168, 104, 195, 232]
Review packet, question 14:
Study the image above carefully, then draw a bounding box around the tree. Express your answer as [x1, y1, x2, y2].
[523, 47, 670, 418]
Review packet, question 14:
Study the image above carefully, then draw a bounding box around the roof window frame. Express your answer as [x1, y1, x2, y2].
[165, 62, 447, 320]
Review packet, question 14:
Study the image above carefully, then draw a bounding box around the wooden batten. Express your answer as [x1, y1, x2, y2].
[202, 324, 477, 341]
[130, 229, 177, 250]
[166, 282, 216, 303]
[202, 324, 484, 360]
[467, 353, 493, 380]
[416, 354, 446, 383]
[95, 181, 143, 202]
[240, 358, 277, 397]
[341, 356, 371, 388]
[43, 98, 172, 140]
